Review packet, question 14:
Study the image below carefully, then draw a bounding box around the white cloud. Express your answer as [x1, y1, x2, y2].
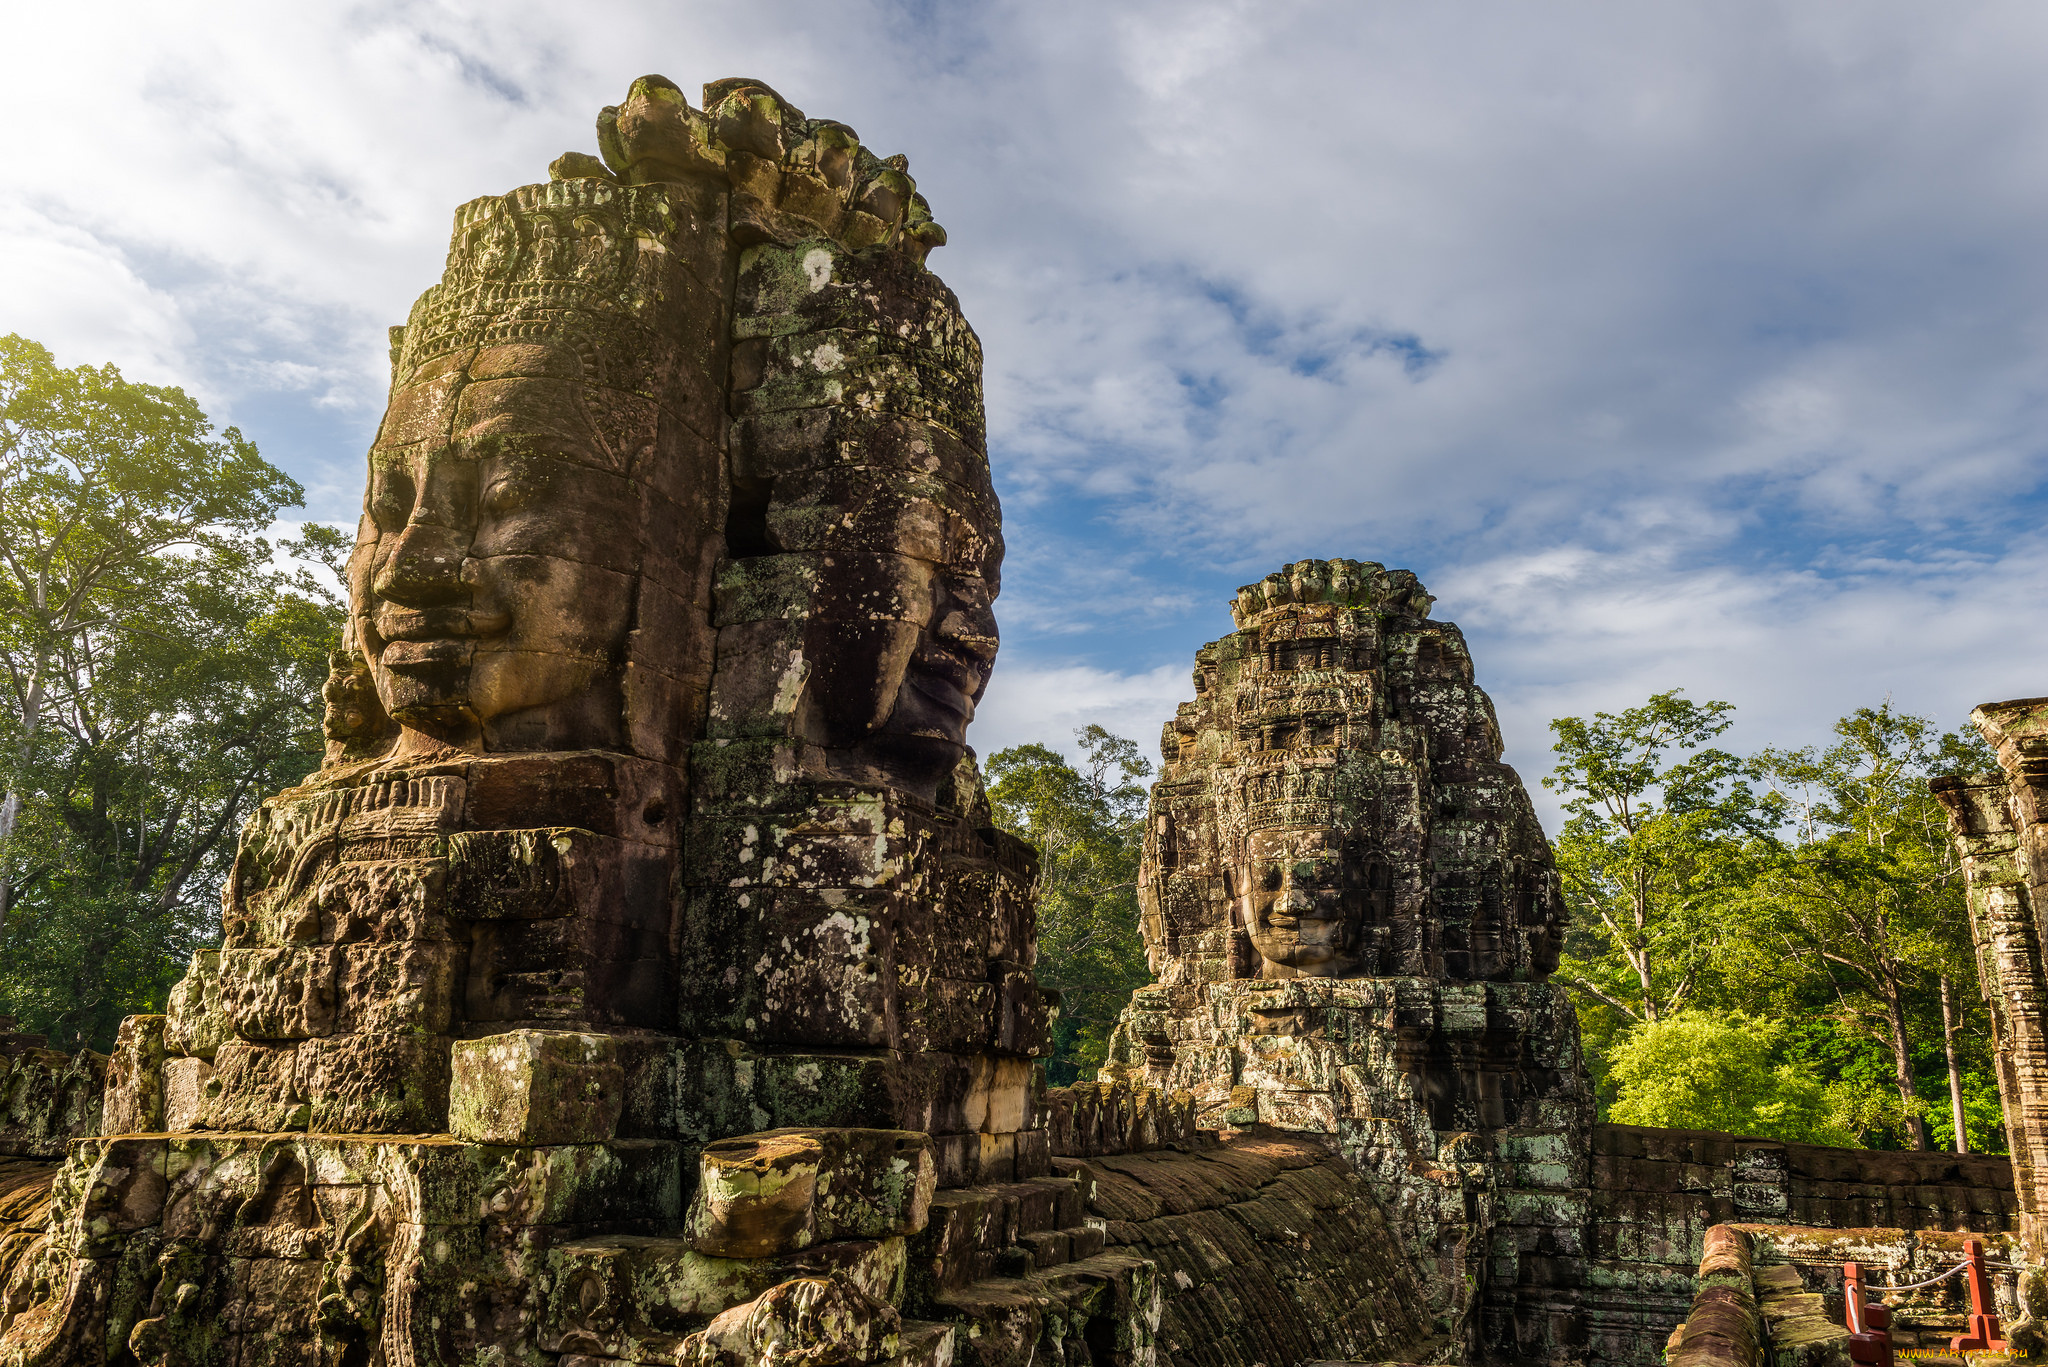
[972, 663, 1190, 771]
[8, 0, 2048, 837]
[1441, 532, 2048, 827]
[0, 205, 195, 386]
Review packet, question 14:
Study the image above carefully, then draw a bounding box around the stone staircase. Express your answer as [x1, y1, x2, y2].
[541, 1132, 1158, 1367]
[906, 1169, 1157, 1367]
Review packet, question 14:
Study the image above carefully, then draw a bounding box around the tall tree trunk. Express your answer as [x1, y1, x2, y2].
[0, 665, 46, 944]
[1940, 973, 1970, 1153]
[1634, 868, 1656, 1021]
[1883, 981, 1930, 1150]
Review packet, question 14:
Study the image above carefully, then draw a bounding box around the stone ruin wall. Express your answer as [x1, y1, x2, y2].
[1587, 1125, 2020, 1367]
[1659, 1222, 2038, 1367]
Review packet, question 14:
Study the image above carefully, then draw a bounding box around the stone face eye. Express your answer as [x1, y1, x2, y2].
[1261, 866, 1284, 892]
[483, 470, 535, 518]
[370, 469, 415, 532]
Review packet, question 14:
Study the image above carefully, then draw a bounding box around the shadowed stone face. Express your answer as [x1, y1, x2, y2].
[1242, 824, 1364, 978]
[350, 346, 655, 750]
[718, 231, 1003, 803]
[803, 502, 1001, 798]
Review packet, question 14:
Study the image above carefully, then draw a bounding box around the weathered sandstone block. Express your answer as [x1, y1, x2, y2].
[449, 1029, 625, 1145]
[689, 1128, 936, 1258]
[680, 1274, 906, 1367]
[160, 1056, 211, 1133]
[163, 950, 229, 1061]
[99, 1016, 164, 1136]
[692, 1130, 827, 1256]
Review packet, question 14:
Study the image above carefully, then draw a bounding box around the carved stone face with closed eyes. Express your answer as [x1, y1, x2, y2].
[347, 342, 654, 752]
[1241, 824, 1366, 979]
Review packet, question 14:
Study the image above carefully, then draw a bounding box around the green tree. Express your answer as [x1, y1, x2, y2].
[0, 335, 340, 1047]
[986, 725, 1153, 1084]
[1605, 1011, 1854, 1144]
[1741, 705, 1996, 1151]
[1544, 691, 1765, 1036]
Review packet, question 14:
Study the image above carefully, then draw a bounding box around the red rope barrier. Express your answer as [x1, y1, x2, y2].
[1950, 1239, 2008, 1353]
[1843, 1239, 2008, 1360]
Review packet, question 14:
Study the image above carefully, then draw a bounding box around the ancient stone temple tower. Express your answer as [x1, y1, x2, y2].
[1936, 704, 2048, 1266]
[0, 74, 1077, 1367]
[1101, 558, 1595, 1362]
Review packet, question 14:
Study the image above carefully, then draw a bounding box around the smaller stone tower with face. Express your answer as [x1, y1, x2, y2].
[1136, 557, 1565, 992]
[1105, 559, 1592, 1363]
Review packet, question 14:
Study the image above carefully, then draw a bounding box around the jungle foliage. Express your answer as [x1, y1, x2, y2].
[985, 725, 1154, 1085]
[1548, 690, 2003, 1152]
[0, 335, 342, 1050]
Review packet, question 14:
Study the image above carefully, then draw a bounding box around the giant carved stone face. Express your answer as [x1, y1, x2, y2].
[1242, 825, 1365, 979]
[785, 465, 1002, 802]
[349, 343, 656, 752]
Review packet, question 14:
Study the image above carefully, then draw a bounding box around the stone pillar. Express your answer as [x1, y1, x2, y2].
[1934, 699, 2048, 1262]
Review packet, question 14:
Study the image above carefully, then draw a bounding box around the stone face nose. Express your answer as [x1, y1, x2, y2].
[374, 523, 470, 608]
[933, 581, 999, 666]
[1275, 886, 1315, 914]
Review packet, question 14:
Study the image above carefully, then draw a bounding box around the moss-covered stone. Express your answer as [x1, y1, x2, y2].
[449, 1028, 625, 1145]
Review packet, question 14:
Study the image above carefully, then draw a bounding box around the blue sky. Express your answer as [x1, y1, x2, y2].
[8, 1, 2048, 824]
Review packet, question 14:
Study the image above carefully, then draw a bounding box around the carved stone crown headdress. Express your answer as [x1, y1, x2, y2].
[388, 178, 696, 397]
[1230, 558, 1436, 628]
